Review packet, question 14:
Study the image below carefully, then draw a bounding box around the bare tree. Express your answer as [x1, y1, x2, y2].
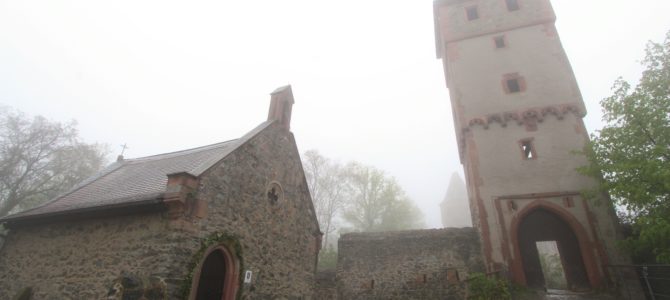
[302, 150, 345, 248]
[0, 108, 108, 217]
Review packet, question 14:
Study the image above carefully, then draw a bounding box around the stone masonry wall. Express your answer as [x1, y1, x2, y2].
[196, 121, 321, 299]
[0, 213, 189, 299]
[314, 270, 337, 300]
[337, 228, 484, 300]
[0, 121, 320, 299]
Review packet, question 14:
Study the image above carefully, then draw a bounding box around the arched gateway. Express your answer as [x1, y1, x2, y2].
[517, 208, 590, 290]
[191, 245, 239, 300]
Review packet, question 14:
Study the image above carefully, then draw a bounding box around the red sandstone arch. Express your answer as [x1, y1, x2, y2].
[509, 200, 602, 289]
[189, 244, 240, 300]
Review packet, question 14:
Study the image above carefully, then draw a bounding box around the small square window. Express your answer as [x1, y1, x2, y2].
[507, 78, 521, 93]
[506, 0, 520, 11]
[502, 73, 526, 94]
[466, 6, 479, 21]
[520, 140, 536, 159]
[494, 36, 506, 48]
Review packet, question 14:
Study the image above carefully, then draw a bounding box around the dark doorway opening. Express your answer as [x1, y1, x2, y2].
[518, 209, 591, 291]
[196, 250, 227, 300]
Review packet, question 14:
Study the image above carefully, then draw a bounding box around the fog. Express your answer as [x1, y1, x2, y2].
[1, 0, 669, 228]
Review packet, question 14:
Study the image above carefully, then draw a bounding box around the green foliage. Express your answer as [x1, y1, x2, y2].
[179, 232, 244, 300]
[580, 31, 670, 263]
[341, 162, 424, 232]
[317, 244, 338, 271]
[538, 253, 567, 290]
[466, 273, 511, 300]
[0, 107, 109, 217]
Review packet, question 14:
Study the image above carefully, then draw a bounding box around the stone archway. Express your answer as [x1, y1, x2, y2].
[509, 201, 603, 290]
[517, 208, 590, 291]
[190, 245, 239, 300]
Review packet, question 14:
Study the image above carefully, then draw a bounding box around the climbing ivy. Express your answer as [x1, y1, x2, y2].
[179, 232, 244, 300]
[466, 273, 511, 300]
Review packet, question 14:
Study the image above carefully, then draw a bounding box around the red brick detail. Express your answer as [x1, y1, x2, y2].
[165, 172, 201, 221]
[466, 103, 582, 131]
[563, 197, 574, 208]
[496, 199, 512, 264]
[465, 134, 494, 270]
[582, 199, 612, 283]
[508, 200, 603, 288]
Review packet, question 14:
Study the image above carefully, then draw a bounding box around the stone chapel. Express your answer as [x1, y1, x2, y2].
[0, 86, 322, 299]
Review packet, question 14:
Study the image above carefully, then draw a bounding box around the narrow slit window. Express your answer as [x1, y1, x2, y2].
[506, 0, 520, 11]
[521, 140, 535, 159]
[494, 36, 506, 48]
[507, 78, 521, 93]
[466, 6, 479, 21]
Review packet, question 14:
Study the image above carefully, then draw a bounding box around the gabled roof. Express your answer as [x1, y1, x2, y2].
[2, 121, 274, 224]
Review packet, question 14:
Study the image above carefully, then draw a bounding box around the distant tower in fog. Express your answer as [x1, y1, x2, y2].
[440, 173, 472, 228]
[433, 0, 629, 290]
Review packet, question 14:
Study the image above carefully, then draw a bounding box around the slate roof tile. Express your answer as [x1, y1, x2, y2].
[2, 121, 273, 222]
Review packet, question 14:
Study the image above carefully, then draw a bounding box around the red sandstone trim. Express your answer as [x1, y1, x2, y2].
[465, 133, 494, 271]
[495, 199, 512, 264]
[498, 191, 581, 200]
[582, 199, 611, 282]
[189, 244, 240, 300]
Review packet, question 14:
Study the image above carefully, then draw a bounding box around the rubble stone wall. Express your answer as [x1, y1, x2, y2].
[337, 227, 484, 300]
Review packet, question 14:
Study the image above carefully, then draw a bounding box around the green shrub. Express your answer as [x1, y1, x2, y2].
[467, 273, 511, 300]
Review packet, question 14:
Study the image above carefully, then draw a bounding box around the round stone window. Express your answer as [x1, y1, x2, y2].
[266, 181, 284, 204]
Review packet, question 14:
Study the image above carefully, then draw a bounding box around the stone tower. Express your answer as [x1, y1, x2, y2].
[433, 0, 625, 290]
[440, 172, 472, 228]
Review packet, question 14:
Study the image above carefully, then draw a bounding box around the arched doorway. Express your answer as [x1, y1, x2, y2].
[517, 208, 591, 291]
[191, 246, 239, 300]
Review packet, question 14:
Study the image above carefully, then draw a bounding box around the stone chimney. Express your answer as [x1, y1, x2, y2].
[268, 85, 294, 130]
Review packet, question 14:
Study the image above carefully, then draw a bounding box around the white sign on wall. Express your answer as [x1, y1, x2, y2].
[244, 270, 253, 284]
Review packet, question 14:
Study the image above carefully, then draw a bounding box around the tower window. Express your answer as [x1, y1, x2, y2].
[507, 79, 521, 93]
[466, 6, 479, 21]
[502, 73, 526, 94]
[494, 36, 506, 48]
[506, 0, 520, 11]
[520, 139, 536, 159]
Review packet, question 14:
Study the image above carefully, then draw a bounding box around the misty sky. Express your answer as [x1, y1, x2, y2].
[1, 0, 669, 229]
